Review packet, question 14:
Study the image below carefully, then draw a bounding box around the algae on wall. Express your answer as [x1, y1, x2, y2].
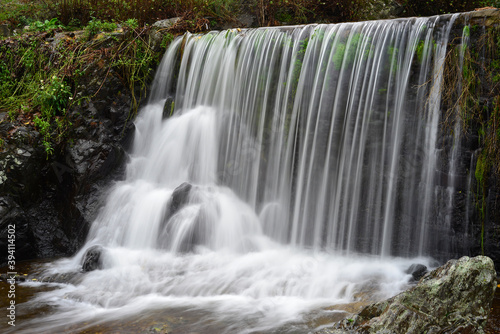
[439, 9, 500, 263]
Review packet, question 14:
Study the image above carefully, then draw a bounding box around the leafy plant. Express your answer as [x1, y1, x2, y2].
[39, 76, 72, 116]
[85, 17, 118, 39]
[32, 75, 73, 157]
[123, 18, 139, 30]
[28, 18, 64, 32]
[33, 115, 54, 157]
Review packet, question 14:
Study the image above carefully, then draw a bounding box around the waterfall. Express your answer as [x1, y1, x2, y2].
[14, 14, 468, 334]
[91, 15, 459, 257]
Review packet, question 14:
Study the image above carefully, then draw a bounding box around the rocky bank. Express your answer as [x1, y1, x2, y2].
[318, 256, 497, 334]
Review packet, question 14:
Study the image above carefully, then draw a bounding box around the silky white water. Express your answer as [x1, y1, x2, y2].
[10, 15, 466, 333]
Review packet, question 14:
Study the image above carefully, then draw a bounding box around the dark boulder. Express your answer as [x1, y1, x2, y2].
[0, 197, 37, 262]
[405, 263, 428, 282]
[167, 182, 193, 220]
[158, 184, 222, 253]
[81, 245, 105, 272]
[157, 182, 194, 251]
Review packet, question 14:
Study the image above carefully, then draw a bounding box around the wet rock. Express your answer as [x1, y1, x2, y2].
[81, 245, 105, 272]
[158, 183, 217, 252]
[405, 263, 428, 282]
[158, 182, 194, 250]
[169, 182, 193, 217]
[0, 196, 37, 261]
[318, 256, 497, 334]
[162, 97, 175, 119]
[149, 17, 181, 50]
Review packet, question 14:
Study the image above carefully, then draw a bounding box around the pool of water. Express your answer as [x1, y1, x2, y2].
[1, 259, 498, 334]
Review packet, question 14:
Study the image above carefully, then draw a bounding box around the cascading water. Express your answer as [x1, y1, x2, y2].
[11, 14, 468, 334]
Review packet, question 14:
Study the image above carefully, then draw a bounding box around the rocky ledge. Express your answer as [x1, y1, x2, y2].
[318, 256, 497, 334]
[0, 63, 135, 265]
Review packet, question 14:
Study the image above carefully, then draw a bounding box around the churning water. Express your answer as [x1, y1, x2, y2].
[11, 14, 466, 333]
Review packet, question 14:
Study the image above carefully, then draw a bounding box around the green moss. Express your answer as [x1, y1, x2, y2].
[387, 45, 399, 72]
[330, 32, 372, 70]
[463, 25, 470, 38]
[416, 40, 425, 64]
[332, 42, 346, 70]
[475, 150, 487, 187]
[161, 33, 175, 50]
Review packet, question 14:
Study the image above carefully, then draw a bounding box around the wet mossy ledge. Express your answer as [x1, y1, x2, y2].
[0, 9, 500, 269]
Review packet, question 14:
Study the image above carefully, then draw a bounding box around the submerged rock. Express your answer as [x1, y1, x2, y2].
[319, 256, 497, 333]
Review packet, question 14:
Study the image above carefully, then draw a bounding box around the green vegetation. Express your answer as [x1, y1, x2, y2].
[123, 18, 139, 30]
[330, 32, 373, 70]
[441, 23, 500, 254]
[34, 75, 73, 157]
[2, 0, 499, 36]
[0, 0, 499, 158]
[112, 35, 157, 115]
[161, 32, 175, 49]
[84, 17, 118, 39]
[400, 0, 500, 17]
[0, 0, 51, 27]
[258, 0, 373, 26]
[0, 0, 252, 158]
[51, 0, 237, 28]
[416, 40, 426, 64]
[0, 0, 239, 39]
[28, 18, 64, 32]
[0, 15, 169, 157]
